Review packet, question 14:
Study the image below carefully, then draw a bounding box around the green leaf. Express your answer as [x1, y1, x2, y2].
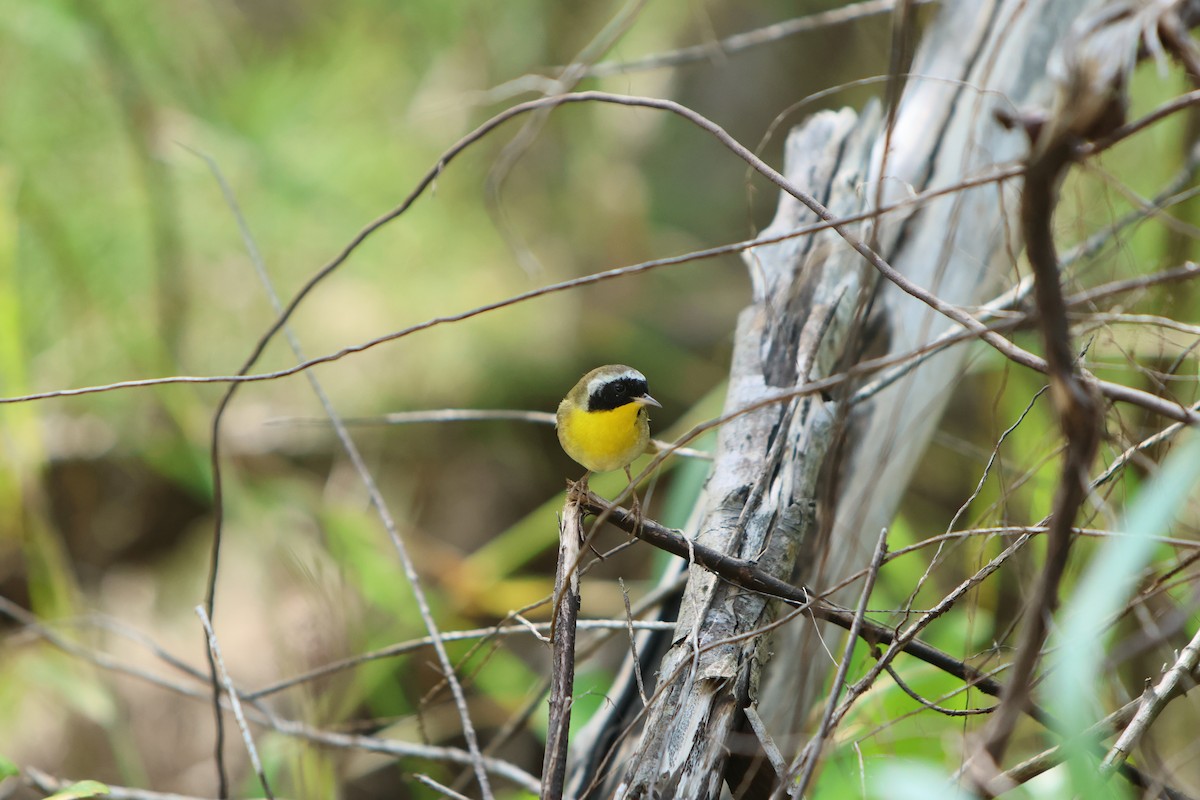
[0, 754, 18, 778]
[869, 761, 975, 800]
[46, 780, 110, 800]
[1048, 430, 1200, 798]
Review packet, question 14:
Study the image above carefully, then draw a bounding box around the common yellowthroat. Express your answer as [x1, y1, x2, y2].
[556, 365, 661, 485]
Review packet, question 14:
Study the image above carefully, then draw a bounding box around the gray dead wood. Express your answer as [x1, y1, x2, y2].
[565, 1, 1112, 797]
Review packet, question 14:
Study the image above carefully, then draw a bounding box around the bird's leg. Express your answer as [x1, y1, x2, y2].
[568, 472, 590, 504]
[624, 465, 642, 532]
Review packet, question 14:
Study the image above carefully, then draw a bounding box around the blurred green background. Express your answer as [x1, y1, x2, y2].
[0, 2, 894, 796]
[2, 1, 1199, 798]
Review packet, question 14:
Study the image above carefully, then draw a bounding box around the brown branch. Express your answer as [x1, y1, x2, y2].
[1161, 10, 1200, 83]
[976, 61, 1107, 773]
[1081, 88, 1200, 156]
[577, 493, 1032, 719]
[883, 664, 997, 717]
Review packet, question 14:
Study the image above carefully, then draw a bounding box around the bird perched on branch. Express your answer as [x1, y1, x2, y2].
[556, 365, 660, 499]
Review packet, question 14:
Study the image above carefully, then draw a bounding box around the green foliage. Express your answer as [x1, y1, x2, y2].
[867, 762, 975, 800]
[45, 780, 110, 800]
[1049, 431, 1200, 796]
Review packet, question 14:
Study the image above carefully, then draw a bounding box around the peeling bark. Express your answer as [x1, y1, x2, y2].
[566, 2, 1114, 797]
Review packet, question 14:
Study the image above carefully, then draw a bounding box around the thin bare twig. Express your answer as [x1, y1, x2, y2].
[278, 410, 715, 462]
[618, 578, 650, 708]
[0, 597, 210, 699]
[899, 384, 1050, 624]
[485, 0, 648, 278]
[246, 619, 675, 700]
[195, 149, 498, 797]
[883, 663, 997, 717]
[268, 716, 541, 793]
[1101, 623, 1200, 773]
[203, 150, 498, 797]
[414, 774, 474, 800]
[194, 606, 273, 800]
[3, 599, 544, 793]
[579, 0, 935, 78]
[742, 706, 788, 784]
[1093, 402, 1200, 489]
[25, 768, 209, 800]
[786, 528, 891, 797]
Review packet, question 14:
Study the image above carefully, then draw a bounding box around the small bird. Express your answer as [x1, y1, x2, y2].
[556, 365, 661, 493]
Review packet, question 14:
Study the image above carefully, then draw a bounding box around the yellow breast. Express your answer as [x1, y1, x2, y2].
[556, 400, 650, 473]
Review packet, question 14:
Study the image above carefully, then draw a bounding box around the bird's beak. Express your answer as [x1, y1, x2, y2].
[636, 394, 662, 408]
